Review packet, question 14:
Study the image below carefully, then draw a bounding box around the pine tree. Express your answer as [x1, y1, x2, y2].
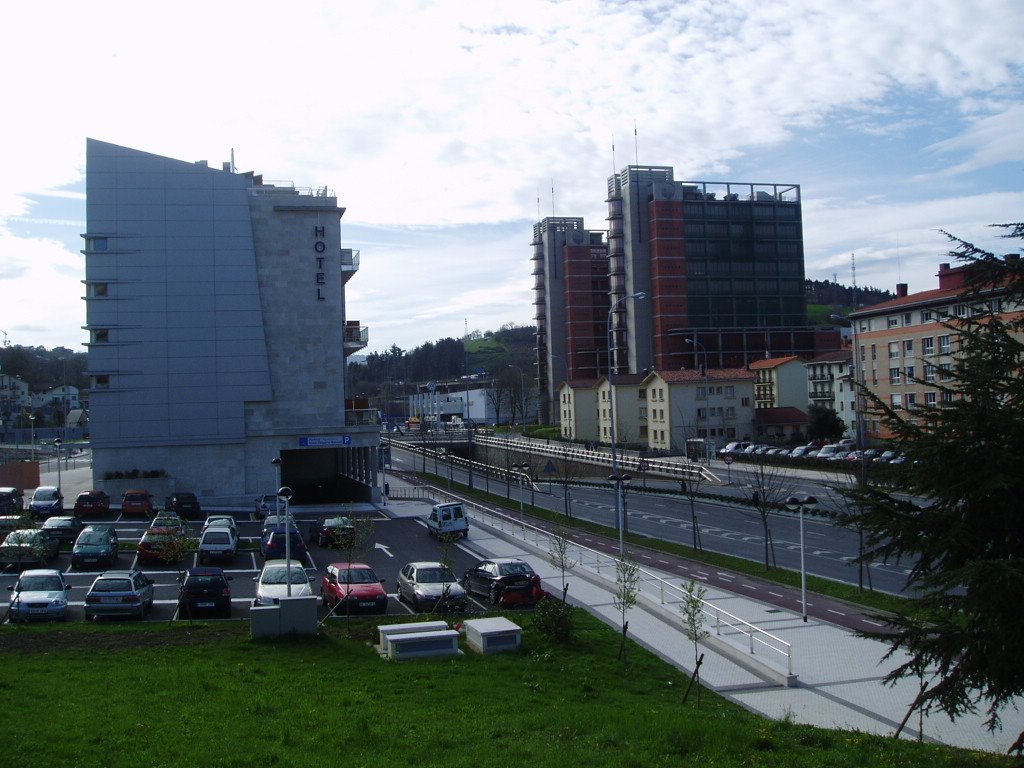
[836, 224, 1024, 754]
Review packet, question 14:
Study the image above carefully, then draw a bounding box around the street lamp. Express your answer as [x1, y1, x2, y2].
[28, 413, 35, 463]
[685, 338, 711, 463]
[607, 291, 646, 555]
[271, 457, 282, 518]
[53, 437, 62, 497]
[608, 473, 632, 549]
[278, 485, 294, 596]
[511, 462, 528, 530]
[785, 495, 818, 622]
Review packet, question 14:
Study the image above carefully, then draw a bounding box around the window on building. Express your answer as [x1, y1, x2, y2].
[939, 335, 952, 354]
[924, 363, 936, 383]
[888, 342, 900, 360]
[89, 282, 108, 298]
[86, 237, 108, 251]
[91, 329, 109, 344]
[903, 339, 914, 354]
[741, 397, 750, 407]
[903, 312, 912, 326]
[726, 406, 735, 418]
[906, 393, 917, 407]
[954, 303, 969, 318]
[887, 316, 899, 328]
[870, 344, 877, 361]
[921, 310, 933, 322]
[922, 337, 934, 355]
[940, 363, 953, 381]
[890, 368, 901, 385]
[988, 298, 1002, 314]
[905, 365, 915, 380]
[724, 385, 734, 397]
[926, 392, 937, 406]
[942, 391, 954, 404]
[696, 386, 706, 400]
[93, 375, 110, 389]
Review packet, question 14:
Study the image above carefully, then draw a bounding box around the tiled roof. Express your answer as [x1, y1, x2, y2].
[754, 406, 808, 426]
[748, 355, 802, 370]
[649, 368, 756, 384]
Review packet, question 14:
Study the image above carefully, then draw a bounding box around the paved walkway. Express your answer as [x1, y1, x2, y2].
[385, 478, 1023, 755]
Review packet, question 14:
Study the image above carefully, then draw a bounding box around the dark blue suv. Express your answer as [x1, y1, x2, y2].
[260, 525, 307, 560]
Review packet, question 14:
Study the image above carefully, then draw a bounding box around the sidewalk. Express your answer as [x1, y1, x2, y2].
[386, 477, 1023, 755]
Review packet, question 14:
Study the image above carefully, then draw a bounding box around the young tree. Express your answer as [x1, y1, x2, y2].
[680, 579, 709, 705]
[613, 556, 640, 662]
[835, 225, 1024, 754]
[747, 454, 793, 569]
[547, 524, 579, 602]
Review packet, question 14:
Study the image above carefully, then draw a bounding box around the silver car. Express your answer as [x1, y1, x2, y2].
[253, 559, 313, 606]
[84, 569, 154, 620]
[197, 527, 238, 564]
[396, 561, 468, 613]
[7, 568, 71, 622]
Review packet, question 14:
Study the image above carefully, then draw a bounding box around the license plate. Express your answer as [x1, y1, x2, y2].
[197, 602, 214, 608]
[101, 596, 121, 604]
[30, 607, 48, 613]
[359, 601, 375, 607]
[83, 558, 97, 563]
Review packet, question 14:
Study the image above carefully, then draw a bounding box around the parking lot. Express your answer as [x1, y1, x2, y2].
[2, 505, 504, 623]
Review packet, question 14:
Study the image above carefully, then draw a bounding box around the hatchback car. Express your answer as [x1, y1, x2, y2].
[178, 567, 232, 618]
[201, 515, 238, 536]
[321, 562, 388, 614]
[462, 558, 543, 606]
[7, 568, 71, 622]
[28, 486, 63, 519]
[151, 514, 189, 537]
[167, 492, 202, 520]
[197, 527, 238, 564]
[253, 493, 280, 520]
[41, 515, 84, 546]
[84, 569, 154, 620]
[253, 559, 313, 606]
[72, 525, 119, 570]
[136, 527, 187, 565]
[0, 487, 24, 514]
[260, 525, 307, 560]
[316, 516, 355, 548]
[397, 561, 468, 613]
[121, 489, 154, 517]
[73, 490, 111, 517]
[0, 529, 60, 569]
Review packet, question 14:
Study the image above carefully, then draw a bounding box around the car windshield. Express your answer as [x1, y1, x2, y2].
[125, 493, 148, 502]
[337, 568, 378, 584]
[18, 575, 64, 591]
[261, 565, 307, 585]
[35, 490, 59, 501]
[498, 562, 534, 576]
[92, 578, 132, 593]
[416, 567, 455, 584]
[45, 519, 74, 528]
[78, 532, 108, 545]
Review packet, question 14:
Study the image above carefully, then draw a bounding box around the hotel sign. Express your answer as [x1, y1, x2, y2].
[314, 225, 327, 301]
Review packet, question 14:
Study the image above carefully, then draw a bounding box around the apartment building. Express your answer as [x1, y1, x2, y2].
[805, 350, 856, 438]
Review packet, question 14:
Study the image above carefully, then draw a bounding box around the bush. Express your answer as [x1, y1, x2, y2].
[532, 596, 575, 643]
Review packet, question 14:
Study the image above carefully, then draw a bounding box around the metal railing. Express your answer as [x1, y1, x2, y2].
[392, 481, 793, 677]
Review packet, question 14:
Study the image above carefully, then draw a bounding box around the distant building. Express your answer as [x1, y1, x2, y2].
[83, 140, 378, 506]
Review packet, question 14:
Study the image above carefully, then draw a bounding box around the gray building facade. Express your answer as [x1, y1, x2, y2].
[83, 140, 378, 507]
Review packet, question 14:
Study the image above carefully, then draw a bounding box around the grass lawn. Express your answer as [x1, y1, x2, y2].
[2, 613, 1011, 768]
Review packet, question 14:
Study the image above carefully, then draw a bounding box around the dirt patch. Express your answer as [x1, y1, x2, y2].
[0, 622, 251, 654]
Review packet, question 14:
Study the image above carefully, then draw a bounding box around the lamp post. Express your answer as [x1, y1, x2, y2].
[279, 485, 294, 596]
[607, 291, 646, 555]
[685, 338, 711, 463]
[785, 495, 818, 622]
[511, 462, 528, 530]
[28, 412, 35, 463]
[53, 437, 62, 498]
[271, 457, 282, 518]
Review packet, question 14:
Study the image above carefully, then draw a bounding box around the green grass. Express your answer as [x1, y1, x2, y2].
[2, 614, 1010, 768]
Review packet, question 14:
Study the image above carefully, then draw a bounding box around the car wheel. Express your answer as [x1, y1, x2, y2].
[84, 612, 93, 622]
[462, 530, 469, 539]
[489, 584, 502, 605]
[395, 587, 403, 603]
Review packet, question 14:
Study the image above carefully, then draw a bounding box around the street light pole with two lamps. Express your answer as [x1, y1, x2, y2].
[607, 290, 646, 556]
[785, 495, 818, 622]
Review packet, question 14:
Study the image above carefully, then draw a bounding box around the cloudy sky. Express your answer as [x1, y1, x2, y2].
[1, 1, 1021, 355]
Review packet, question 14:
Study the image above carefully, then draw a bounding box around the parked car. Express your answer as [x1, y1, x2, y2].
[253, 559, 313, 606]
[717, 441, 752, 457]
[0, 529, 60, 569]
[321, 562, 388, 614]
[120, 489, 154, 517]
[253, 493, 280, 520]
[396, 561, 468, 613]
[167, 492, 202, 520]
[814, 445, 844, 460]
[136, 527, 186, 565]
[426, 502, 468, 539]
[261, 514, 289, 534]
[150, 514, 188, 537]
[7, 568, 71, 622]
[260, 525, 307, 560]
[72, 525, 119, 570]
[178, 567, 232, 618]
[41, 515, 84, 546]
[874, 450, 899, 464]
[73, 490, 111, 516]
[202, 515, 238, 536]
[84, 569, 154, 620]
[316, 516, 355, 548]
[28, 486, 63, 519]
[789, 445, 814, 459]
[462, 557, 543, 606]
[198, 527, 238, 564]
[0, 487, 24, 514]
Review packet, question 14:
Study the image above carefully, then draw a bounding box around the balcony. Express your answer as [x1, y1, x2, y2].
[341, 249, 360, 284]
[344, 321, 368, 355]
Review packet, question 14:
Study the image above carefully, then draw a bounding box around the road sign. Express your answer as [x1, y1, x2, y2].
[724, 455, 734, 465]
[637, 459, 649, 472]
[543, 459, 557, 474]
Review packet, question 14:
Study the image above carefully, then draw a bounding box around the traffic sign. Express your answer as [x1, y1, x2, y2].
[724, 455, 734, 465]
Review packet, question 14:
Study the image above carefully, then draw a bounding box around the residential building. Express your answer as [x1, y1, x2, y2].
[849, 255, 1021, 442]
[749, 356, 808, 410]
[83, 140, 378, 506]
[595, 374, 647, 448]
[805, 350, 856, 439]
[557, 380, 598, 443]
[534, 164, 842, 425]
[641, 369, 756, 456]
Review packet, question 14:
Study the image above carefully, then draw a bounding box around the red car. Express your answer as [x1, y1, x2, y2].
[320, 562, 388, 614]
[74, 490, 111, 517]
[121, 489, 154, 517]
[136, 526, 182, 564]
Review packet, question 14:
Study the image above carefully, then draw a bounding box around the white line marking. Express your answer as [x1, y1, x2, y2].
[828, 609, 845, 616]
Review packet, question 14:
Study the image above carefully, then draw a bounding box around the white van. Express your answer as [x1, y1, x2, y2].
[426, 502, 468, 539]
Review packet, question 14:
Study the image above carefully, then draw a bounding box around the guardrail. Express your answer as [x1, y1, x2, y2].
[395, 481, 794, 679]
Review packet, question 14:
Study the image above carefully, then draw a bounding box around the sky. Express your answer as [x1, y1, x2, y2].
[1, 1, 1022, 356]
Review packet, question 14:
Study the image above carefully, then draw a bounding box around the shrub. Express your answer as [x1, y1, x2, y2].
[532, 596, 575, 643]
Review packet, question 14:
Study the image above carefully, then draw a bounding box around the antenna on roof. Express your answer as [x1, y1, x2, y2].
[230, 148, 236, 174]
[611, 134, 616, 174]
[633, 121, 639, 166]
[551, 180, 555, 218]
[536, 189, 541, 223]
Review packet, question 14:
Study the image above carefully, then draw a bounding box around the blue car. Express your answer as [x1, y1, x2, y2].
[7, 569, 71, 622]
